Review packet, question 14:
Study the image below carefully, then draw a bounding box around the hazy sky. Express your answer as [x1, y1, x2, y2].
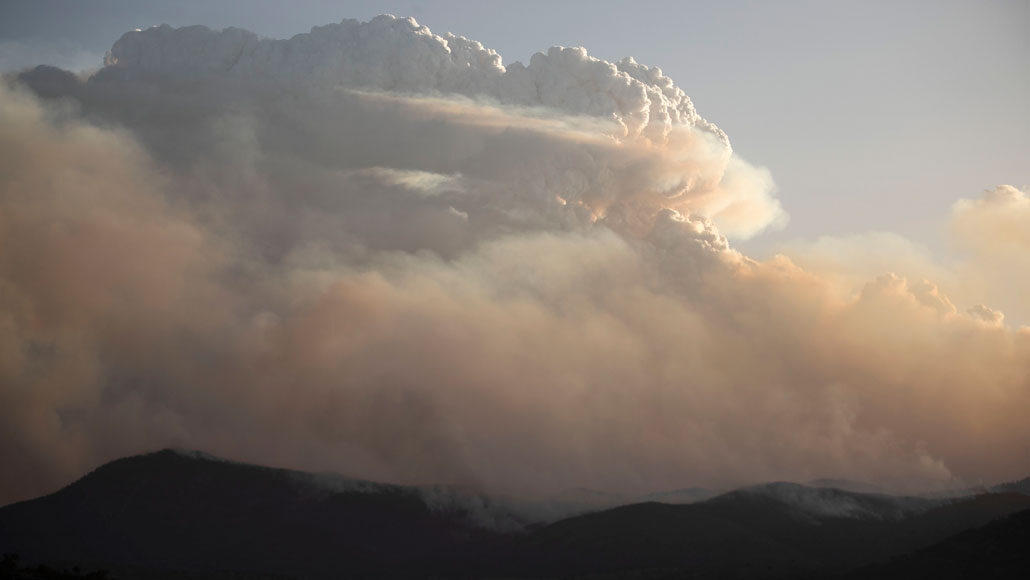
[1, 1, 1028, 505]
[1, 0, 1027, 256]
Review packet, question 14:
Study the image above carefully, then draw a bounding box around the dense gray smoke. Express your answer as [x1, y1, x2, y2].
[1, 16, 1027, 506]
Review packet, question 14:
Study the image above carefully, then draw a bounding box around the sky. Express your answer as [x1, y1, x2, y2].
[0, 1, 1028, 505]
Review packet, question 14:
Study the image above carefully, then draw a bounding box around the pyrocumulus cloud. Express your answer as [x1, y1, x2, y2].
[1, 16, 1027, 506]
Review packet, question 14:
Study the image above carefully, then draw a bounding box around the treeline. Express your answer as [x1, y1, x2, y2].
[0, 555, 110, 580]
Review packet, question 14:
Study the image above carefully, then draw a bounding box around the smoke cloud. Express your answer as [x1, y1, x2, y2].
[1, 16, 1027, 506]
[783, 185, 1030, 327]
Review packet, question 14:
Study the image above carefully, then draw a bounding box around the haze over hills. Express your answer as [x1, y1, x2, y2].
[1, 450, 1028, 579]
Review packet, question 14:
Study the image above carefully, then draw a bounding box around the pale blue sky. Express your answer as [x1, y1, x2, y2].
[2, 0, 1027, 256]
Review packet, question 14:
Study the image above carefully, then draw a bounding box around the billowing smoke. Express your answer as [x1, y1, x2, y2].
[1, 16, 1027, 506]
[782, 184, 1030, 327]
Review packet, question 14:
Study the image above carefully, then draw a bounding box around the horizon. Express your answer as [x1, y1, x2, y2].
[7, 447, 1028, 525]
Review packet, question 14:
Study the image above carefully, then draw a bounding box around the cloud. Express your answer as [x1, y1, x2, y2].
[781, 185, 1030, 326]
[100, 16, 725, 144]
[952, 184, 1030, 254]
[1, 17, 1027, 506]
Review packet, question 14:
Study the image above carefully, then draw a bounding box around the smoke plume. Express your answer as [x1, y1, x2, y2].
[1, 16, 1027, 506]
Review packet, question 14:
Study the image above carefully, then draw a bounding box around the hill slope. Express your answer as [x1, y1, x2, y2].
[855, 507, 1030, 579]
[2, 451, 1028, 579]
[0, 450, 508, 578]
[513, 483, 1030, 578]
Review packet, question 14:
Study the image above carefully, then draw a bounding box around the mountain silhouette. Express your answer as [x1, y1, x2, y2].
[1, 450, 1028, 579]
[517, 482, 1030, 578]
[0, 450, 509, 578]
[853, 506, 1030, 579]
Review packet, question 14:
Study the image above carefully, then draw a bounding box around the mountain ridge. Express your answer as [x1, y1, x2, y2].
[2, 450, 1028, 579]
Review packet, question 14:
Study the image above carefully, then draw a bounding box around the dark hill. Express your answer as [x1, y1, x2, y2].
[854, 507, 1030, 578]
[0, 450, 508, 578]
[2, 451, 1029, 579]
[514, 483, 1030, 578]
